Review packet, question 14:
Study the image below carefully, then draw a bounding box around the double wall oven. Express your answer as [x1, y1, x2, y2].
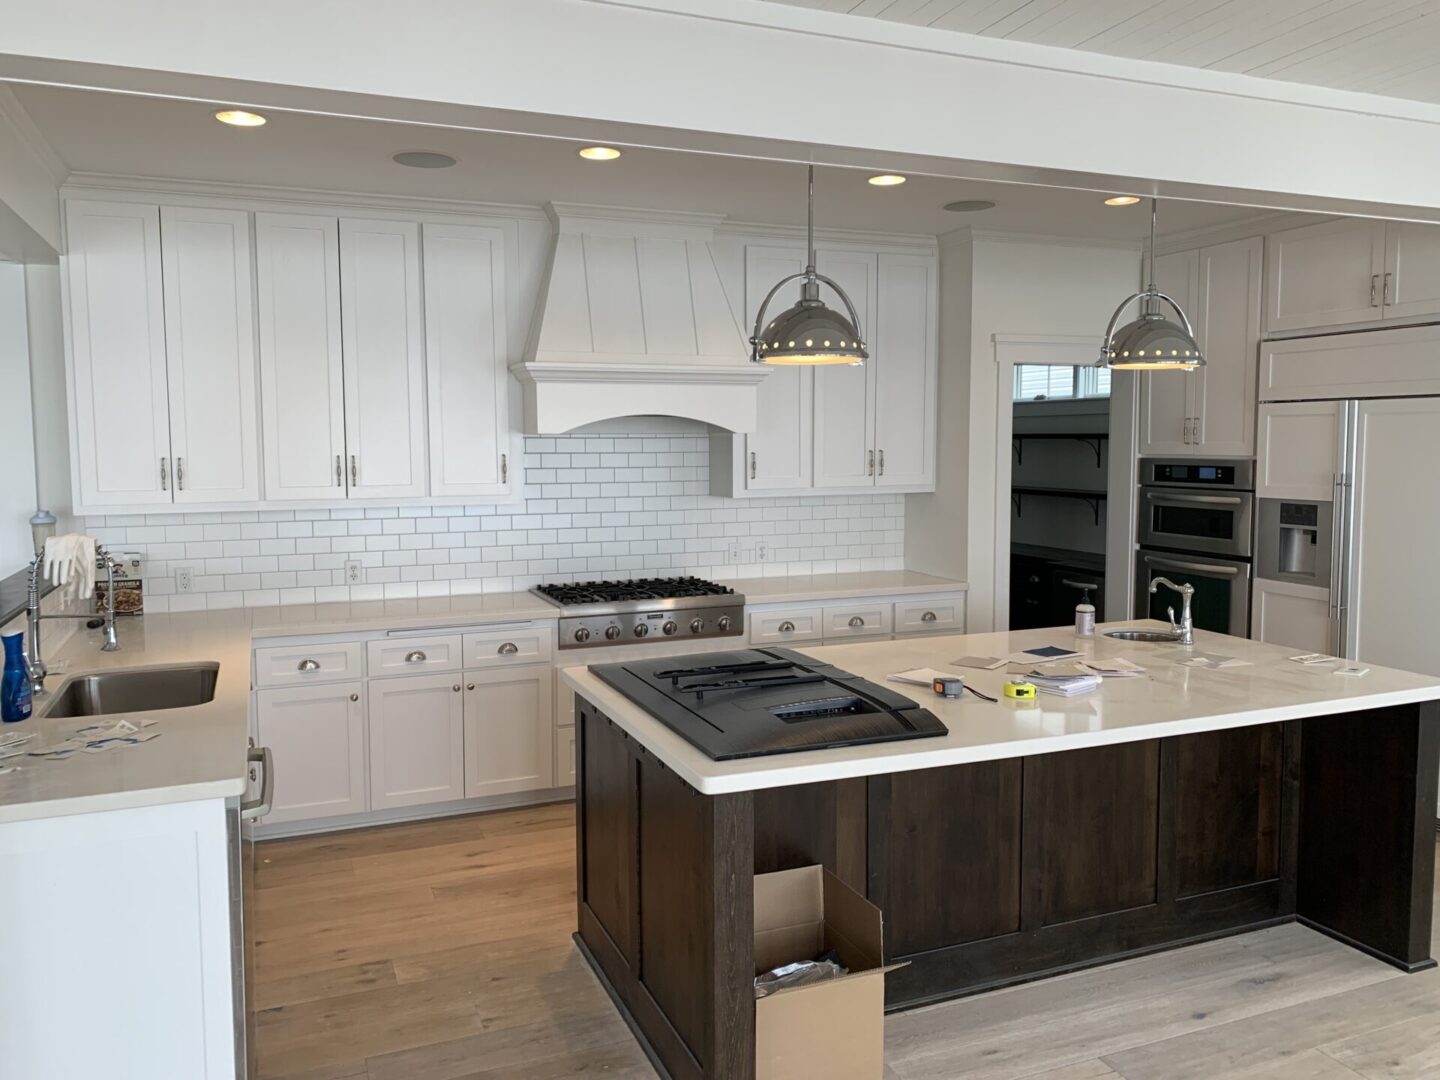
[1135, 458, 1254, 636]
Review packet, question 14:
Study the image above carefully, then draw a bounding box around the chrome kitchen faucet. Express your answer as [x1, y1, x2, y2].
[1149, 576, 1196, 646]
[25, 547, 120, 692]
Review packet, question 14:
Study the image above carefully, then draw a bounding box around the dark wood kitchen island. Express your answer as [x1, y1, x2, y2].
[561, 624, 1440, 1080]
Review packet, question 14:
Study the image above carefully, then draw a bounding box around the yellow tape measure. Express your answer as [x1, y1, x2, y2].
[1003, 680, 1037, 700]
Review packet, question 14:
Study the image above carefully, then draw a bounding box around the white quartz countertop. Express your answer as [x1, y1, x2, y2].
[560, 622, 1440, 795]
[728, 570, 966, 604]
[248, 591, 562, 638]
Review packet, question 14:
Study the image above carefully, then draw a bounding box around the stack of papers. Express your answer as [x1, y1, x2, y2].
[1024, 662, 1101, 697]
[887, 668, 961, 688]
[1079, 657, 1146, 678]
[27, 718, 161, 759]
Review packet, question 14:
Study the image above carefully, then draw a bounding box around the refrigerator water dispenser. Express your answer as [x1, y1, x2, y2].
[1256, 499, 1333, 588]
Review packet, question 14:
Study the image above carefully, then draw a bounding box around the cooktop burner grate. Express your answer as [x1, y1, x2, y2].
[535, 576, 735, 606]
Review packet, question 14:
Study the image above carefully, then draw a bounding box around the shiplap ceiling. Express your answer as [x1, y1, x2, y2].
[762, 0, 1440, 104]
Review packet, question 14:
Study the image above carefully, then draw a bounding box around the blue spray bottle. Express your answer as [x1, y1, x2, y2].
[2, 629, 33, 722]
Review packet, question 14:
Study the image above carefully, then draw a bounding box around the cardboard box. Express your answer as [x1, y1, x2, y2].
[753, 865, 902, 1080]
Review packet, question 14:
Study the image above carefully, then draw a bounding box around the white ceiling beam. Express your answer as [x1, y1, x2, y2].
[4, 0, 1440, 220]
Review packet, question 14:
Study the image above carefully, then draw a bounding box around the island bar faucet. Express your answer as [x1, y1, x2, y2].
[25, 547, 120, 693]
[1149, 576, 1196, 645]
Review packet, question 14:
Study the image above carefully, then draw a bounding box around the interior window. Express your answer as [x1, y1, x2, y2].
[1014, 364, 1111, 402]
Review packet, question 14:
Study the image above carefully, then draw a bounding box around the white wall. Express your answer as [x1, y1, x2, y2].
[0, 87, 62, 255]
[906, 234, 1139, 631]
[0, 263, 38, 572]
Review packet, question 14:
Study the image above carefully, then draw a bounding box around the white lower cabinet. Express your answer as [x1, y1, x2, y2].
[556, 725, 577, 788]
[367, 672, 466, 810]
[1252, 579, 1332, 655]
[255, 681, 367, 824]
[464, 665, 555, 798]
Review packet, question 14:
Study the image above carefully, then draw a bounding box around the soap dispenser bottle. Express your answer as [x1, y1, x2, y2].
[1074, 588, 1096, 638]
[2, 629, 33, 722]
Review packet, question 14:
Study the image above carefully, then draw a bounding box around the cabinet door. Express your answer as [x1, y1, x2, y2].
[1264, 218, 1385, 333]
[340, 218, 427, 498]
[1192, 237, 1261, 456]
[255, 213, 347, 500]
[873, 252, 939, 489]
[1252, 578, 1333, 654]
[64, 200, 172, 506]
[744, 246, 812, 490]
[255, 681, 366, 824]
[1256, 401, 1342, 502]
[812, 249, 877, 489]
[556, 725, 576, 788]
[1138, 249, 1198, 456]
[464, 665, 554, 797]
[159, 206, 260, 504]
[368, 673, 465, 810]
[423, 222, 512, 498]
[1383, 221, 1440, 322]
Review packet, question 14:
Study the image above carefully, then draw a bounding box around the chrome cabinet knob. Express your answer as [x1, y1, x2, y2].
[778, 621, 795, 633]
[349, 693, 359, 702]
[633, 623, 649, 638]
[466, 683, 475, 691]
[848, 616, 866, 628]
[662, 620, 678, 636]
[689, 617, 704, 634]
[452, 684, 461, 693]
[573, 627, 591, 643]
[497, 642, 519, 655]
[405, 650, 427, 663]
[921, 611, 937, 622]
[604, 625, 621, 640]
[716, 615, 731, 632]
[297, 658, 321, 672]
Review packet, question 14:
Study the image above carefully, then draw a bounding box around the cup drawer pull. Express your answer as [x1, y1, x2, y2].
[778, 621, 795, 633]
[497, 642, 519, 655]
[921, 611, 937, 622]
[297, 658, 321, 672]
[848, 616, 866, 628]
[405, 650, 428, 664]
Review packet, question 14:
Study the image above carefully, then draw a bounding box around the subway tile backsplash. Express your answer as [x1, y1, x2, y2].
[81, 434, 905, 612]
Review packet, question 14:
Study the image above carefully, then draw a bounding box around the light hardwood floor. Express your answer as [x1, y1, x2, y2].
[253, 803, 1440, 1080]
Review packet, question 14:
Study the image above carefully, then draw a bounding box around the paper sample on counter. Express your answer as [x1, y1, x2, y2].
[1176, 652, 1251, 669]
[952, 655, 1007, 670]
[1334, 665, 1371, 678]
[1012, 645, 1084, 662]
[1288, 653, 1336, 666]
[1031, 673, 1101, 697]
[1079, 657, 1146, 677]
[888, 668, 961, 687]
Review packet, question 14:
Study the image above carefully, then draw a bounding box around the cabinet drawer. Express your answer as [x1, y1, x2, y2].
[749, 607, 823, 646]
[254, 641, 362, 688]
[822, 602, 892, 640]
[894, 597, 965, 635]
[462, 625, 553, 669]
[367, 635, 463, 676]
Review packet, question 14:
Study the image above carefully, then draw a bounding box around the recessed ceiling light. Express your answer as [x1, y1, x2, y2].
[868, 174, 906, 186]
[392, 151, 457, 169]
[1105, 196, 1142, 206]
[579, 146, 621, 161]
[943, 200, 996, 213]
[214, 109, 266, 127]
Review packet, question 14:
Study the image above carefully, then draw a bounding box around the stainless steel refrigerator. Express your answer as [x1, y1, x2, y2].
[1253, 395, 1440, 678]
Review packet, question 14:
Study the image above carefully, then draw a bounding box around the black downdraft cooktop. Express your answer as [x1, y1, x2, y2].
[590, 648, 947, 761]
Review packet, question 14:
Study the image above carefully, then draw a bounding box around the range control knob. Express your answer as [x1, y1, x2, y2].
[689, 617, 704, 634]
[573, 626, 591, 643]
[662, 620, 678, 636]
[633, 623, 650, 638]
[716, 615, 732, 632]
[604, 624, 622, 641]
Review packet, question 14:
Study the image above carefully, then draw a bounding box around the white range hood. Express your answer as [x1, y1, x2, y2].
[513, 204, 768, 434]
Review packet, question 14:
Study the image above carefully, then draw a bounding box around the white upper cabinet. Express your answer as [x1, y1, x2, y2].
[1189, 236, 1261, 457]
[339, 218, 428, 499]
[64, 200, 173, 506]
[1256, 401, 1341, 502]
[159, 207, 260, 504]
[1138, 249, 1197, 456]
[255, 212, 347, 500]
[872, 252, 938, 489]
[422, 222, 512, 498]
[1139, 238, 1260, 458]
[1265, 218, 1385, 333]
[1382, 222, 1440, 321]
[743, 246, 813, 491]
[813, 250, 877, 489]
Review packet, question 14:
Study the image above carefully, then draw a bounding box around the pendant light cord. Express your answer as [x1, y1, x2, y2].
[806, 165, 816, 274]
[1146, 197, 1157, 295]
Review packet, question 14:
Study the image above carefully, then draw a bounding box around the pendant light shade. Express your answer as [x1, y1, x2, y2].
[1100, 199, 1204, 372]
[751, 166, 868, 366]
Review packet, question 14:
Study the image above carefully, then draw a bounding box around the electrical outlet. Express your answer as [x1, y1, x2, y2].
[175, 565, 194, 593]
[727, 542, 740, 565]
[756, 542, 768, 562]
[739, 544, 757, 564]
[344, 560, 363, 585]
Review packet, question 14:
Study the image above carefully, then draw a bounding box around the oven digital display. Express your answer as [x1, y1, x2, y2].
[1153, 463, 1235, 485]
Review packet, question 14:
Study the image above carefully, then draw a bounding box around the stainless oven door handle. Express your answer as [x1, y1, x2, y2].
[1142, 556, 1241, 577]
[240, 746, 274, 821]
[1142, 492, 1245, 506]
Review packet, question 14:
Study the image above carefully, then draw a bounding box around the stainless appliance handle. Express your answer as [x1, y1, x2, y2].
[1142, 555, 1240, 577]
[1328, 473, 1344, 622]
[240, 746, 274, 821]
[1143, 491, 1244, 506]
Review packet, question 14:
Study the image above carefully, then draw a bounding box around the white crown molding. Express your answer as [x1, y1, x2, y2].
[720, 218, 937, 253]
[1152, 209, 1326, 254]
[60, 171, 551, 220]
[944, 225, 1143, 253]
[546, 201, 728, 230]
[0, 84, 68, 182]
[515, 361, 770, 385]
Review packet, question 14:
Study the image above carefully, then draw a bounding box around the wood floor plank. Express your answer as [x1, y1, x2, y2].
[1023, 1062, 1122, 1080]
[1318, 1008, 1440, 1078]
[253, 960, 398, 1010]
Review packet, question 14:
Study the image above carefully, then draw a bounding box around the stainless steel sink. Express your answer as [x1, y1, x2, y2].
[40, 664, 219, 719]
[1103, 629, 1183, 643]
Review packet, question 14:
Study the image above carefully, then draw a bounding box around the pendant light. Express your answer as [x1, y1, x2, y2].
[1099, 198, 1204, 371]
[750, 166, 868, 366]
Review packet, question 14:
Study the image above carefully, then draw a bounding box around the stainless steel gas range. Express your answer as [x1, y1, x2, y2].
[532, 577, 745, 650]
